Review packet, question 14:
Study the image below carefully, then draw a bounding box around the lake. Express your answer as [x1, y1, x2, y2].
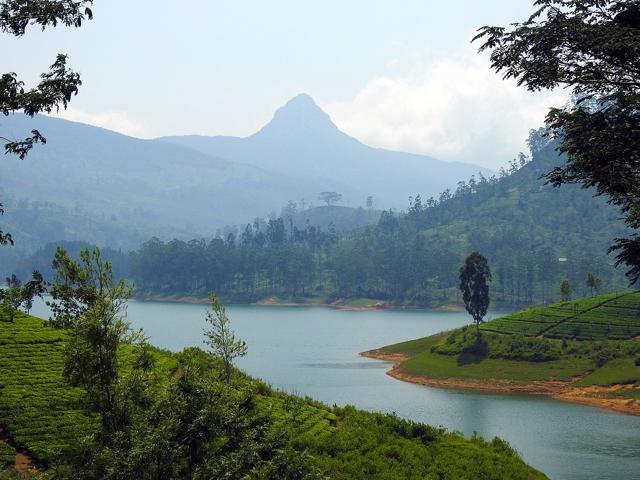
[29, 300, 640, 480]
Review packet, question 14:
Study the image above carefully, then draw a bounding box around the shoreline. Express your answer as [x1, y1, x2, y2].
[136, 294, 389, 310]
[135, 295, 464, 312]
[360, 350, 640, 416]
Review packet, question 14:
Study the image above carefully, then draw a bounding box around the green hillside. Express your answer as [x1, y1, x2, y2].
[483, 291, 640, 340]
[0, 311, 545, 479]
[124, 135, 631, 309]
[369, 292, 640, 411]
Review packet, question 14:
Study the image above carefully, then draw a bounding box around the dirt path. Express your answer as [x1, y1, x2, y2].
[0, 426, 35, 476]
[361, 350, 640, 416]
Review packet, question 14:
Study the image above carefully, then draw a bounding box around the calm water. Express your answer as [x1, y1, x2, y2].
[30, 300, 640, 480]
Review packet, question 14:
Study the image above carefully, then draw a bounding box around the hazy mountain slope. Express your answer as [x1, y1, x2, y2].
[0, 195, 149, 252]
[290, 206, 381, 232]
[0, 114, 358, 248]
[9, 240, 130, 282]
[161, 94, 492, 207]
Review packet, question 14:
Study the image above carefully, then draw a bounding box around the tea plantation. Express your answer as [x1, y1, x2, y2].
[0, 312, 96, 465]
[481, 291, 640, 340]
[0, 311, 546, 479]
[0, 440, 14, 469]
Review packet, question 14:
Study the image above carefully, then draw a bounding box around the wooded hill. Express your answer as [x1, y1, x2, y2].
[119, 131, 629, 308]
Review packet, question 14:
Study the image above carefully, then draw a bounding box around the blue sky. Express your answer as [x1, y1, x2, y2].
[3, 1, 565, 169]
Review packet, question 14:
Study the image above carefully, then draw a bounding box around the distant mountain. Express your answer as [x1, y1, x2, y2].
[0, 113, 358, 253]
[0, 95, 490, 267]
[0, 194, 143, 277]
[160, 94, 492, 207]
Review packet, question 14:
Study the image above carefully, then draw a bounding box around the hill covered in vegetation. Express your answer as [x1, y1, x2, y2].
[364, 291, 640, 415]
[483, 291, 640, 340]
[0, 198, 149, 276]
[123, 131, 629, 309]
[0, 311, 545, 479]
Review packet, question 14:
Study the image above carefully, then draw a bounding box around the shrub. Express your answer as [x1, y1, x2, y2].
[462, 338, 489, 357]
[593, 347, 619, 368]
[488, 335, 560, 362]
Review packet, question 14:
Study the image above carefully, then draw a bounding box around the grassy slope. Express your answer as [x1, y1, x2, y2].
[381, 333, 593, 383]
[402, 353, 592, 383]
[376, 292, 640, 388]
[0, 311, 546, 479]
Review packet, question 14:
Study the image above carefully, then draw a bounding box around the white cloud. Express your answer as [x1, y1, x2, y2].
[51, 108, 152, 139]
[323, 49, 567, 169]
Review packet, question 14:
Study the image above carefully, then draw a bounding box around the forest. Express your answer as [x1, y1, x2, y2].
[110, 131, 628, 308]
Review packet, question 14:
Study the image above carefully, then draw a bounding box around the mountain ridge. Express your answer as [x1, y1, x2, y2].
[0, 113, 359, 251]
[160, 93, 492, 207]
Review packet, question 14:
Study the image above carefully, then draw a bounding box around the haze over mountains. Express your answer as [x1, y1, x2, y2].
[0, 94, 489, 258]
[162, 94, 491, 206]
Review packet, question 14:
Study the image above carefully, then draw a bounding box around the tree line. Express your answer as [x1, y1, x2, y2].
[123, 134, 627, 308]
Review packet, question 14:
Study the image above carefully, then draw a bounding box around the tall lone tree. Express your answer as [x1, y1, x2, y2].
[474, 0, 640, 284]
[1, 0, 93, 245]
[54, 247, 137, 445]
[560, 278, 572, 302]
[586, 272, 602, 296]
[459, 252, 492, 340]
[318, 191, 342, 207]
[203, 293, 248, 382]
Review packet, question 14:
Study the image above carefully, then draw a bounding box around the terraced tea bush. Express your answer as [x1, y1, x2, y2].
[0, 441, 14, 469]
[0, 312, 96, 465]
[483, 292, 640, 340]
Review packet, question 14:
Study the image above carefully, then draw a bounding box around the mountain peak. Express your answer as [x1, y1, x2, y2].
[273, 93, 329, 121]
[284, 93, 318, 109]
[254, 93, 339, 139]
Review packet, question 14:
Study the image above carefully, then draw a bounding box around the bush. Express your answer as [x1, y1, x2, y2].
[462, 338, 489, 357]
[488, 335, 560, 362]
[490, 436, 519, 458]
[593, 348, 616, 367]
